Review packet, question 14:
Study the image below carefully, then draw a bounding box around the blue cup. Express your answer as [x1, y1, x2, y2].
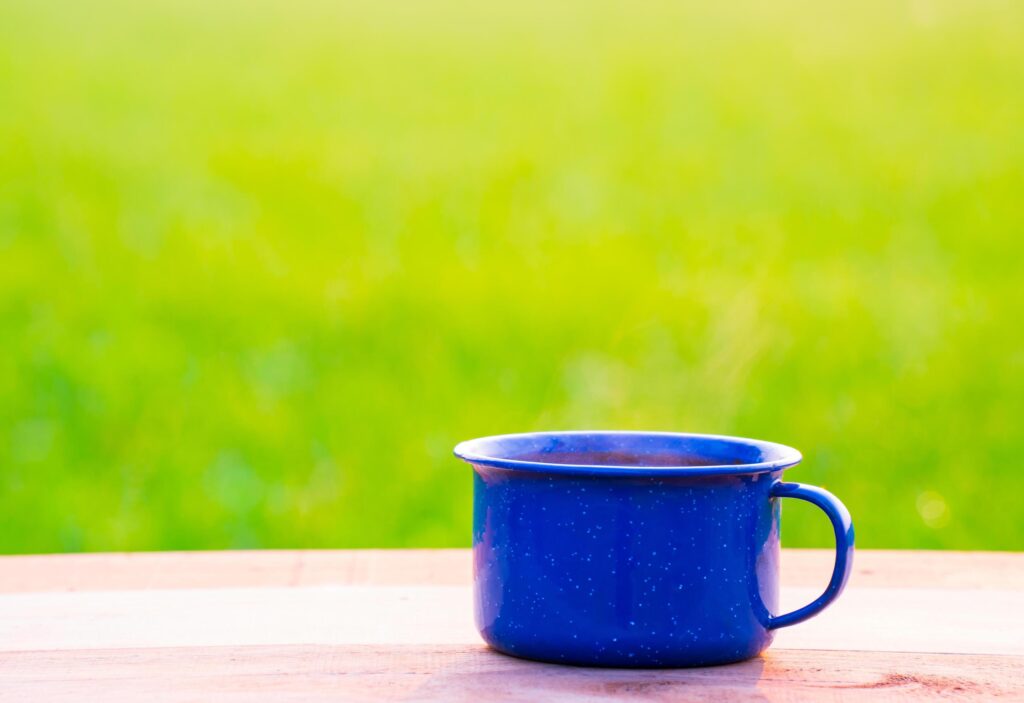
[454, 431, 854, 667]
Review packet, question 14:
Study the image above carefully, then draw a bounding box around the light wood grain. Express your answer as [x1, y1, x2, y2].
[2, 549, 1021, 592]
[0, 584, 1020, 656]
[0, 549, 473, 592]
[1, 645, 1021, 702]
[0, 549, 1021, 702]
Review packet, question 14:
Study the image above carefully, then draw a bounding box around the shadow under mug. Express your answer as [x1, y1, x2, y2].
[454, 431, 854, 668]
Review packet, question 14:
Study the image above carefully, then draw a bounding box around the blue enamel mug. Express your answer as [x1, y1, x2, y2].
[454, 431, 854, 667]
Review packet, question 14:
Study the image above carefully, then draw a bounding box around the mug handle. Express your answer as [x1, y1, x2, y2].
[767, 481, 855, 629]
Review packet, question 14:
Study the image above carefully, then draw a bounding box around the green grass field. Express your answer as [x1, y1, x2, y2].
[1, 0, 1022, 553]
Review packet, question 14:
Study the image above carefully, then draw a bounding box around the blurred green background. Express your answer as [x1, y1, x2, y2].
[1, 0, 1021, 554]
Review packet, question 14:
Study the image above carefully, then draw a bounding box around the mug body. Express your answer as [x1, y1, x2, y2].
[458, 431, 801, 667]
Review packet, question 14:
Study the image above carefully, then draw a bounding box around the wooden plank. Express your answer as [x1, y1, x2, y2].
[0, 549, 473, 592]
[1, 549, 1021, 593]
[1, 550, 1022, 702]
[0, 583, 1021, 656]
[1, 645, 1020, 702]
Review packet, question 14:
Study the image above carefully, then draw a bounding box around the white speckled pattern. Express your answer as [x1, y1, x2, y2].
[472, 468, 783, 667]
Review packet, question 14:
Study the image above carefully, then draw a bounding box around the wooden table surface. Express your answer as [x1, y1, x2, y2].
[1, 549, 1021, 702]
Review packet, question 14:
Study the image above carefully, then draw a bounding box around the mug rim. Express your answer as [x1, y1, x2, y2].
[453, 430, 803, 477]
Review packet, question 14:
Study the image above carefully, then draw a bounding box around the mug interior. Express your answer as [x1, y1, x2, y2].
[454, 431, 801, 476]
